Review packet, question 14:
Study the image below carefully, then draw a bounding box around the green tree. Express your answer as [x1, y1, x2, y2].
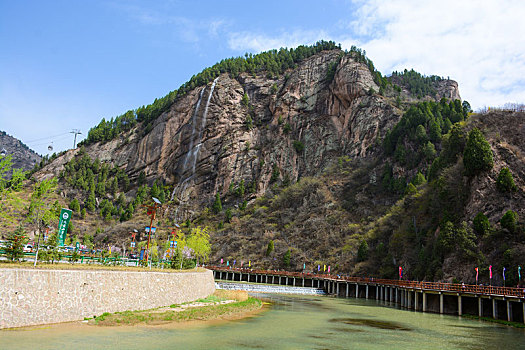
[293, 140, 305, 153]
[245, 115, 253, 130]
[415, 124, 428, 143]
[241, 93, 249, 107]
[266, 240, 274, 256]
[69, 198, 80, 213]
[357, 240, 369, 262]
[501, 210, 518, 233]
[411, 171, 426, 186]
[463, 128, 493, 176]
[225, 208, 232, 223]
[27, 178, 58, 266]
[5, 226, 28, 261]
[283, 249, 291, 267]
[496, 167, 517, 192]
[422, 141, 437, 160]
[212, 192, 222, 213]
[138, 171, 146, 186]
[80, 208, 86, 219]
[429, 121, 442, 142]
[86, 191, 96, 212]
[473, 212, 490, 236]
[187, 226, 211, 265]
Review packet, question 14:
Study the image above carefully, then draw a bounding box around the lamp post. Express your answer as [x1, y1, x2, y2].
[143, 197, 161, 265]
[130, 229, 138, 253]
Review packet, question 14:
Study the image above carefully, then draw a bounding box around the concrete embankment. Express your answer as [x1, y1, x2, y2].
[216, 281, 326, 295]
[0, 268, 215, 329]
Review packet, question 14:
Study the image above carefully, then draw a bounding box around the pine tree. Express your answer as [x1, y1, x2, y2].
[212, 193, 222, 213]
[496, 167, 517, 192]
[283, 249, 291, 267]
[463, 128, 493, 176]
[266, 240, 274, 256]
[473, 212, 490, 235]
[501, 210, 518, 233]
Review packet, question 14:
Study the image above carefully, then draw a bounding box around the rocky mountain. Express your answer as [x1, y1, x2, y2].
[36, 48, 458, 218]
[0, 130, 41, 174]
[29, 44, 524, 283]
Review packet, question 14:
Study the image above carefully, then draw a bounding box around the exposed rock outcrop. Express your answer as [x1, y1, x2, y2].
[36, 50, 462, 218]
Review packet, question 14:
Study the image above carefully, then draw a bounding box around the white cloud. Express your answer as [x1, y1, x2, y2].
[343, 0, 525, 109]
[226, 0, 525, 109]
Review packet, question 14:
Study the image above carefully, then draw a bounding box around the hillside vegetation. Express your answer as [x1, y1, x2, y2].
[1, 43, 523, 285]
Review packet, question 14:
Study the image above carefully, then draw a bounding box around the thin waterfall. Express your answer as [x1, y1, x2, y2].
[181, 87, 205, 172]
[171, 77, 218, 203]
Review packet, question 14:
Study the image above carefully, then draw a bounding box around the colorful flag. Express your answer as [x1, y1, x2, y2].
[318, 265, 320, 272]
[503, 267, 506, 281]
[241, 260, 244, 267]
[328, 266, 331, 273]
[519, 266, 522, 281]
[249, 261, 251, 268]
[475, 267, 479, 283]
[220, 258, 223, 264]
[323, 265, 326, 272]
[303, 263, 306, 270]
[233, 259, 236, 266]
[489, 265, 492, 279]
[399, 266, 403, 279]
[226, 261, 229, 266]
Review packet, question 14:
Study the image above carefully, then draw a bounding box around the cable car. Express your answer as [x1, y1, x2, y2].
[48, 143, 53, 152]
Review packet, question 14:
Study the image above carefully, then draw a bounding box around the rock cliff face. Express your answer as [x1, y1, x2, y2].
[0, 131, 41, 175]
[37, 50, 461, 217]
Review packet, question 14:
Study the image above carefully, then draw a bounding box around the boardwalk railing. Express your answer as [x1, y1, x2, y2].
[208, 266, 525, 298]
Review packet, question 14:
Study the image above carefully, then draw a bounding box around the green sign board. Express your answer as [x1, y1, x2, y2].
[58, 208, 72, 246]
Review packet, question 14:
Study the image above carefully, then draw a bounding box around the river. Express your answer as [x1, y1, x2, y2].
[1, 293, 524, 349]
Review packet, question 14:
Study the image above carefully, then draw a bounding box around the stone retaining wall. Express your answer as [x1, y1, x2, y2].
[0, 268, 215, 329]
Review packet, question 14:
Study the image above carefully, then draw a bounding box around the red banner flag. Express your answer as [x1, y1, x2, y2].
[489, 265, 492, 279]
[399, 266, 403, 279]
[475, 267, 479, 283]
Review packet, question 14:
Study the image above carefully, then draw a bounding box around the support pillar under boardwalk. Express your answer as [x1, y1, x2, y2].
[346, 283, 349, 298]
[356, 284, 359, 298]
[422, 292, 427, 312]
[415, 291, 419, 311]
[366, 285, 369, 299]
[440, 293, 444, 314]
[376, 286, 379, 300]
[492, 299, 498, 320]
[507, 300, 512, 322]
[458, 295, 462, 316]
[478, 297, 482, 317]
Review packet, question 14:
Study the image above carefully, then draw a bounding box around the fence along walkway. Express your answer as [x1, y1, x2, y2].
[208, 266, 525, 299]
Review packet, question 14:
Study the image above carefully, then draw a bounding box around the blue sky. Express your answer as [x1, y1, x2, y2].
[1, 0, 524, 155]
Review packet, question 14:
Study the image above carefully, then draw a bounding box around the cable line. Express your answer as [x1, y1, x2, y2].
[25, 132, 70, 144]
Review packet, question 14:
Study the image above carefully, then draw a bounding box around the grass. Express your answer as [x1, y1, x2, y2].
[462, 314, 525, 328]
[91, 290, 262, 326]
[0, 261, 207, 273]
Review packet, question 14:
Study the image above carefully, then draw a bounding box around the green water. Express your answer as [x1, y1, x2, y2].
[1, 294, 524, 349]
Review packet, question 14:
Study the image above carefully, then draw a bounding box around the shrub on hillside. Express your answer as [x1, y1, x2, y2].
[500, 210, 518, 233]
[496, 167, 517, 192]
[463, 128, 493, 176]
[473, 212, 490, 236]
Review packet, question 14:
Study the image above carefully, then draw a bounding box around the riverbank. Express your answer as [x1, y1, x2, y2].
[88, 290, 263, 326]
